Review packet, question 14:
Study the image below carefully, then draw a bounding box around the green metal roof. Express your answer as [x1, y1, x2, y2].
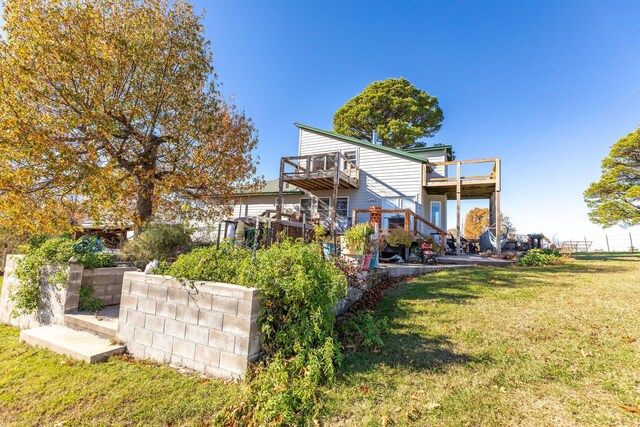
[294, 123, 431, 163]
[236, 179, 304, 197]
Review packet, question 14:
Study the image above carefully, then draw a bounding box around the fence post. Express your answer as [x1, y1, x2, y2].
[584, 237, 588, 252]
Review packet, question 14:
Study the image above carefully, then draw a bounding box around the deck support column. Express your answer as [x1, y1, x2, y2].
[331, 152, 340, 232]
[495, 158, 502, 254]
[276, 158, 285, 221]
[456, 161, 461, 256]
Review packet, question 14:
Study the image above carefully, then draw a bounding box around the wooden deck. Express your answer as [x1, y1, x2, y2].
[280, 153, 359, 191]
[423, 158, 499, 199]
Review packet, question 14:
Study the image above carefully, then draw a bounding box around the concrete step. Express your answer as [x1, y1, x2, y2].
[20, 325, 125, 363]
[64, 306, 119, 339]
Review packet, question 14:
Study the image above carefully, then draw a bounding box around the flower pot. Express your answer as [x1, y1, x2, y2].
[322, 242, 335, 258]
[369, 251, 379, 269]
[363, 253, 372, 271]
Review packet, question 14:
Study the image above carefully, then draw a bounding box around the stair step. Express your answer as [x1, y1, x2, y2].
[64, 310, 119, 340]
[20, 325, 125, 363]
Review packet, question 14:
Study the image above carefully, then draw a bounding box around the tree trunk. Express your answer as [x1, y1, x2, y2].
[135, 176, 155, 230]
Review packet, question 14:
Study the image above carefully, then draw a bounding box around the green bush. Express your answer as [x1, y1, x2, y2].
[166, 244, 249, 284]
[11, 236, 116, 316]
[168, 239, 348, 425]
[517, 248, 565, 266]
[339, 311, 390, 351]
[120, 223, 192, 266]
[78, 286, 104, 315]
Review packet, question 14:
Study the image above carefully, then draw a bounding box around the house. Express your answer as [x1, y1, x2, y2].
[228, 123, 502, 254]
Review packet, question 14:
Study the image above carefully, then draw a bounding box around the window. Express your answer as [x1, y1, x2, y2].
[342, 150, 357, 169]
[431, 201, 441, 228]
[336, 197, 349, 217]
[318, 197, 331, 220]
[300, 197, 312, 219]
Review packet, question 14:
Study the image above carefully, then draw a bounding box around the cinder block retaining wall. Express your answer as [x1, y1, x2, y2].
[117, 272, 261, 379]
[81, 267, 136, 306]
[0, 255, 135, 328]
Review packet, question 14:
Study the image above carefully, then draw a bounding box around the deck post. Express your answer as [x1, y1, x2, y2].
[456, 161, 461, 255]
[495, 158, 502, 254]
[277, 158, 285, 221]
[332, 152, 340, 234]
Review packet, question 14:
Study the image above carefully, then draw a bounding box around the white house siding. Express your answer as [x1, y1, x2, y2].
[231, 195, 299, 218]
[409, 149, 447, 178]
[298, 129, 424, 217]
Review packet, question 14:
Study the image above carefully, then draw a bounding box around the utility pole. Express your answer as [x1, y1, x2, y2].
[605, 235, 610, 252]
[631, 232, 635, 253]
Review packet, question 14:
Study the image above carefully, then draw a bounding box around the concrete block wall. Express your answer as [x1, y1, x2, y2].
[81, 267, 137, 306]
[117, 272, 261, 379]
[0, 255, 83, 329]
[0, 255, 135, 328]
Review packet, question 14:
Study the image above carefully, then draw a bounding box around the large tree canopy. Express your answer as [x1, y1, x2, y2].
[333, 77, 443, 149]
[0, 0, 259, 235]
[584, 128, 640, 228]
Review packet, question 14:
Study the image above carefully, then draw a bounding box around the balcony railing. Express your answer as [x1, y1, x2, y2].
[280, 152, 359, 190]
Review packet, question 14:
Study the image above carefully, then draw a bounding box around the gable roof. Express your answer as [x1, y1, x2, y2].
[294, 123, 431, 163]
[236, 179, 304, 197]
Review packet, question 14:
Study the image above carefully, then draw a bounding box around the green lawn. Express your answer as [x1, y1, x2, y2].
[324, 252, 640, 426]
[0, 253, 639, 426]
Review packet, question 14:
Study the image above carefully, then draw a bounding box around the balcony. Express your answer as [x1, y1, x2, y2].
[280, 152, 360, 191]
[423, 158, 500, 199]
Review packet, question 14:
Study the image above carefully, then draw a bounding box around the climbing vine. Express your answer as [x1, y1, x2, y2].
[10, 235, 115, 317]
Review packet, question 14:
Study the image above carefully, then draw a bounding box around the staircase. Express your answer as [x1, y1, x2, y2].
[19, 306, 125, 363]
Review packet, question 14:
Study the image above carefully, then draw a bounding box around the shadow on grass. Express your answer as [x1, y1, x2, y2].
[340, 258, 634, 379]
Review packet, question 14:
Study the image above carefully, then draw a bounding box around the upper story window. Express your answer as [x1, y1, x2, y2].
[342, 150, 357, 169]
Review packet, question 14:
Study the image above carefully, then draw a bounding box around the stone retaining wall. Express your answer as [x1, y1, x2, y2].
[117, 272, 261, 379]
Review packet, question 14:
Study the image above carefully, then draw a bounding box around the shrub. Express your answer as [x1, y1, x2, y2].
[120, 223, 192, 266]
[168, 239, 348, 425]
[166, 244, 249, 285]
[517, 248, 565, 266]
[11, 235, 115, 316]
[78, 286, 104, 315]
[339, 311, 389, 351]
[385, 228, 414, 247]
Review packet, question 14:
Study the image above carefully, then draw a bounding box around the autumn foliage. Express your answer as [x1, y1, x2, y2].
[0, 0, 259, 235]
[463, 207, 490, 239]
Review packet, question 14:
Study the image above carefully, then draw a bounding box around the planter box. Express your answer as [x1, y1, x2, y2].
[0, 254, 135, 329]
[117, 272, 261, 379]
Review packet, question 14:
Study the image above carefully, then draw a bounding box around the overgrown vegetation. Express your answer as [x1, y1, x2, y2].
[10, 235, 115, 317]
[166, 239, 348, 425]
[120, 223, 192, 266]
[517, 248, 567, 266]
[339, 311, 390, 351]
[78, 286, 104, 315]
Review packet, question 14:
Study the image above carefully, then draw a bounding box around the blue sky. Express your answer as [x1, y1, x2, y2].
[192, 0, 640, 249]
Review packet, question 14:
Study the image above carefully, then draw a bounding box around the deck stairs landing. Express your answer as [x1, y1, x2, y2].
[19, 305, 125, 363]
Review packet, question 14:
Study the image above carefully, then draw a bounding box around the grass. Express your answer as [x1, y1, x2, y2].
[323, 252, 640, 426]
[0, 253, 638, 425]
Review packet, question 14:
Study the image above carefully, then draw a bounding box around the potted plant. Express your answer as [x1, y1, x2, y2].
[368, 233, 385, 269]
[385, 229, 415, 261]
[313, 225, 335, 258]
[342, 223, 373, 256]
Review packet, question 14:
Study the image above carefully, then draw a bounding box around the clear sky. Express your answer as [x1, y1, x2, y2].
[3, 1, 638, 250]
[191, 0, 640, 250]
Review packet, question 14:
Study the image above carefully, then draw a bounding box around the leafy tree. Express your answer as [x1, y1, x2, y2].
[333, 77, 443, 149]
[584, 128, 640, 228]
[463, 208, 490, 239]
[0, 0, 259, 235]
